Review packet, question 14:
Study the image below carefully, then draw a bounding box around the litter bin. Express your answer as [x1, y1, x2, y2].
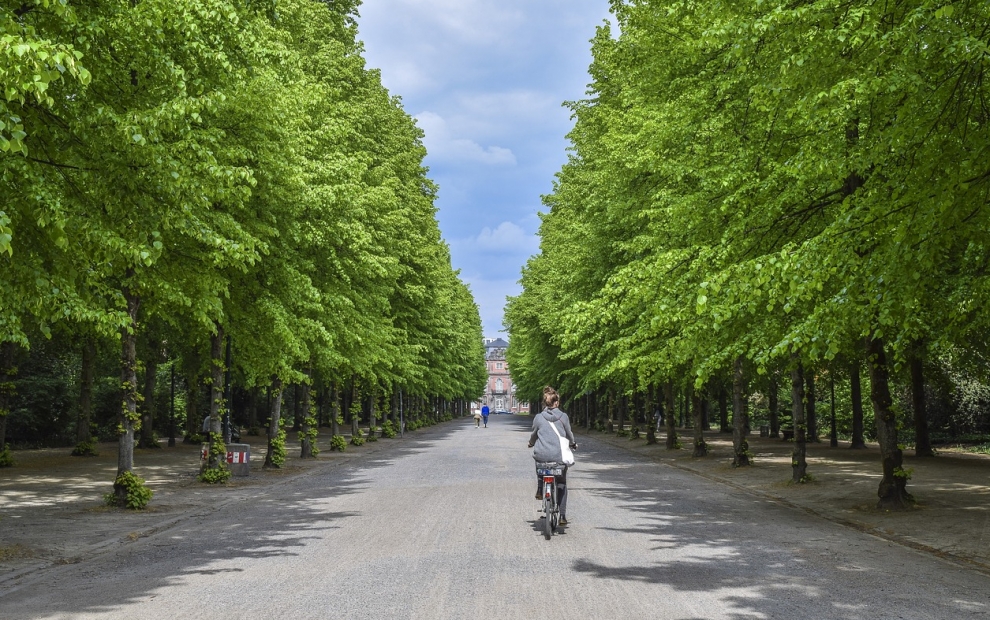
[200, 442, 251, 477]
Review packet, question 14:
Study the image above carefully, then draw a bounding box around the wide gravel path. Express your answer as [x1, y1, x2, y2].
[1, 415, 988, 619]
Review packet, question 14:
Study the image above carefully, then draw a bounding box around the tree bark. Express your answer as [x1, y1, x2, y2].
[645, 386, 657, 445]
[138, 344, 159, 448]
[867, 336, 914, 509]
[206, 326, 225, 470]
[849, 359, 867, 449]
[264, 377, 283, 469]
[77, 339, 96, 444]
[0, 341, 17, 451]
[768, 373, 780, 438]
[300, 377, 312, 458]
[664, 382, 679, 449]
[718, 384, 730, 433]
[331, 381, 341, 437]
[183, 373, 199, 443]
[248, 387, 259, 431]
[350, 381, 360, 437]
[617, 393, 626, 433]
[114, 288, 140, 503]
[806, 371, 819, 442]
[691, 390, 707, 457]
[829, 372, 838, 448]
[701, 384, 712, 431]
[390, 389, 399, 426]
[910, 353, 934, 457]
[732, 357, 750, 467]
[369, 386, 377, 433]
[791, 355, 808, 483]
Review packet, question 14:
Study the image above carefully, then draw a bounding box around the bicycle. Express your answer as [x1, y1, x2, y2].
[536, 461, 565, 539]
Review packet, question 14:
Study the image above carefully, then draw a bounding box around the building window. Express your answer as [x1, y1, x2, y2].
[496, 362, 502, 369]
[496, 378, 503, 392]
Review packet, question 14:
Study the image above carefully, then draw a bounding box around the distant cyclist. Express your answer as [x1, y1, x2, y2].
[481, 403, 490, 427]
[527, 386, 577, 525]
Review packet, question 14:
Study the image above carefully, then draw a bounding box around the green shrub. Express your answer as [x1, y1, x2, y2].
[185, 433, 205, 444]
[247, 426, 261, 437]
[71, 438, 99, 457]
[350, 427, 365, 446]
[300, 415, 319, 456]
[198, 467, 232, 484]
[0, 444, 13, 467]
[629, 427, 640, 440]
[330, 434, 347, 452]
[616, 429, 630, 438]
[104, 470, 153, 509]
[381, 420, 397, 438]
[366, 428, 378, 442]
[268, 423, 287, 467]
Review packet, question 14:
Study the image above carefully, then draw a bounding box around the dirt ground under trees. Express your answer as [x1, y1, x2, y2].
[579, 427, 990, 574]
[1, 422, 989, 588]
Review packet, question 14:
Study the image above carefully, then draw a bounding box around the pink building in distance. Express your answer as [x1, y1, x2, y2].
[474, 338, 529, 414]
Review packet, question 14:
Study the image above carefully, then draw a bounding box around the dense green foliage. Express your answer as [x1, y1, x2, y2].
[1, 0, 486, 496]
[507, 0, 990, 508]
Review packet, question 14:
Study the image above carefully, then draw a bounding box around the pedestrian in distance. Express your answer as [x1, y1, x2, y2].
[481, 403, 490, 427]
[528, 386, 577, 526]
[474, 408, 482, 427]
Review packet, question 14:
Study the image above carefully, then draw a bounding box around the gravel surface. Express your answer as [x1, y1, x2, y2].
[1, 415, 988, 619]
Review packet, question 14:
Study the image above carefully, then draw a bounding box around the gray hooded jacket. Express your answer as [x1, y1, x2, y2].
[529, 408, 576, 463]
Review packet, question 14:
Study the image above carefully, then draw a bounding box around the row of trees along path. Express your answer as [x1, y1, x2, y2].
[0, 0, 487, 505]
[505, 1, 990, 511]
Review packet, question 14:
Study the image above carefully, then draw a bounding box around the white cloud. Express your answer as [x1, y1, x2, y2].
[415, 111, 516, 166]
[472, 221, 538, 253]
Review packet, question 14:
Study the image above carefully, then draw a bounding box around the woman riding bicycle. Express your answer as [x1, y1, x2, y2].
[527, 386, 577, 525]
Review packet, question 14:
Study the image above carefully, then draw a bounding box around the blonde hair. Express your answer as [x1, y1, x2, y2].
[543, 386, 560, 410]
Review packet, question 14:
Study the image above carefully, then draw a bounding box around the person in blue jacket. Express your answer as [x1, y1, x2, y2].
[481, 404, 490, 427]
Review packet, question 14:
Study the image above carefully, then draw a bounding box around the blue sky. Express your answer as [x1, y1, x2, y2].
[356, 0, 612, 338]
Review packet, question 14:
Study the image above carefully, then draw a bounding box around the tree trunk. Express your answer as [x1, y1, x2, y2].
[701, 386, 711, 431]
[138, 346, 159, 448]
[264, 378, 283, 469]
[77, 339, 96, 444]
[664, 382, 679, 449]
[679, 387, 687, 427]
[206, 326, 225, 470]
[732, 357, 750, 467]
[768, 373, 779, 438]
[616, 393, 625, 433]
[718, 384, 730, 433]
[300, 378, 312, 458]
[606, 391, 614, 433]
[114, 289, 140, 503]
[911, 353, 934, 457]
[293, 383, 301, 431]
[806, 371, 819, 443]
[248, 387, 259, 431]
[850, 359, 867, 449]
[183, 373, 200, 443]
[390, 389, 399, 426]
[791, 355, 808, 483]
[351, 381, 360, 437]
[369, 386, 378, 432]
[0, 342, 17, 452]
[331, 381, 341, 437]
[867, 336, 914, 509]
[829, 372, 838, 448]
[691, 390, 707, 457]
[645, 386, 657, 445]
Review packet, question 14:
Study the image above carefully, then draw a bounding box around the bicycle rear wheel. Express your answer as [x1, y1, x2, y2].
[543, 492, 553, 540]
